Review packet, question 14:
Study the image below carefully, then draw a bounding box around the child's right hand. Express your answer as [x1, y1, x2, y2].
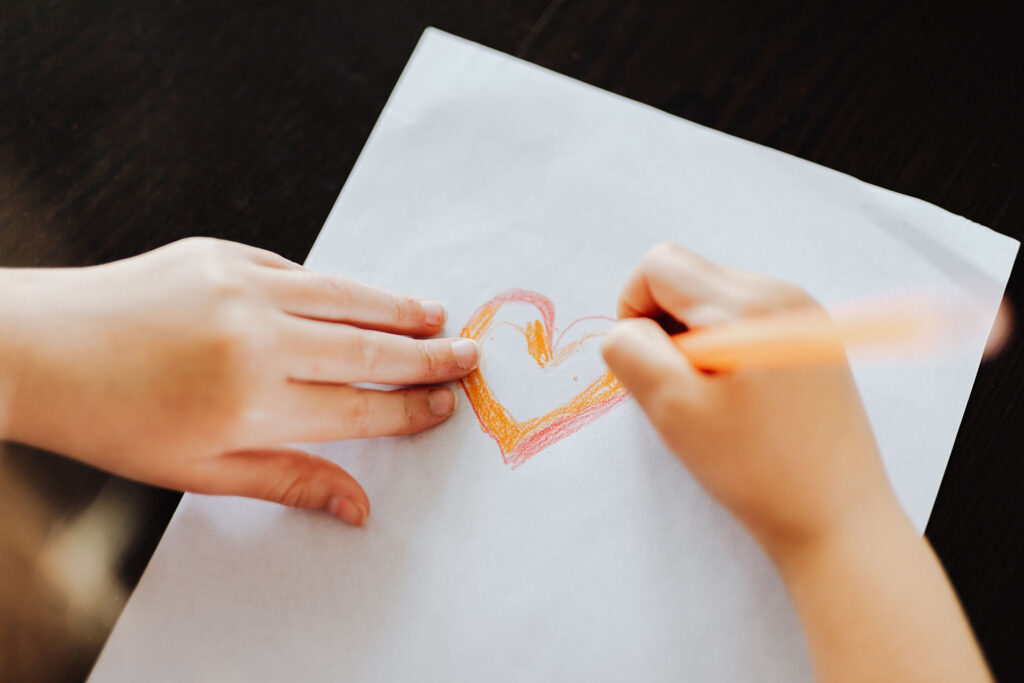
[601, 243, 895, 559]
[603, 244, 991, 682]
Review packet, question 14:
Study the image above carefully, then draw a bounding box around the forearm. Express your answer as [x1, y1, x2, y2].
[771, 497, 990, 683]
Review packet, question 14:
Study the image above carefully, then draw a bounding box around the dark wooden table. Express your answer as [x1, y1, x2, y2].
[2, 1, 1021, 680]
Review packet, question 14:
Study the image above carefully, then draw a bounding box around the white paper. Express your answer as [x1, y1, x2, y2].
[90, 29, 1018, 682]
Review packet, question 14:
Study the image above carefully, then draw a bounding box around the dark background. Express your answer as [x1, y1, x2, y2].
[1, 1, 1022, 680]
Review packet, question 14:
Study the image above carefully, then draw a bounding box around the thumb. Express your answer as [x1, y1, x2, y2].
[602, 317, 706, 421]
[187, 448, 370, 526]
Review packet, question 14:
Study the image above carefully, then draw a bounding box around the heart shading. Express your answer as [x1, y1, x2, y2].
[459, 289, 630, 468]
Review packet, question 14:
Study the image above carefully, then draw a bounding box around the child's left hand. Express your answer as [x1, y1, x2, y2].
[0, 238, 479, 526]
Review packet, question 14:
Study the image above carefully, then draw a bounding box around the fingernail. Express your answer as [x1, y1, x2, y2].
[353, 501, 369, 525]
[428, 387, 457, 416]
[422, 300, 446, 327]
[452, 338, 479, 371]
[329, 496, 368, 526]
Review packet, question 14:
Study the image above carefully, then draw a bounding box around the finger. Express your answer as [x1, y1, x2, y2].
[602, 317, 706, 417]
[280, 316, 479, 385]
[617, 243, 811, 327]
[188, 448, 370, 526]
[260, 269, 445, 335]
[267, 383, 460, 443]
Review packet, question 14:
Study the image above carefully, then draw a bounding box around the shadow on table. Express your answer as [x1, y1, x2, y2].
[0, 441, 179, 682]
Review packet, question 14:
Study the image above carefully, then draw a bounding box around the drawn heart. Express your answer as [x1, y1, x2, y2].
[459, 289, 630, 468]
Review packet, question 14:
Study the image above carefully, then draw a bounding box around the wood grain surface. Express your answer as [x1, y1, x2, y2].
[1, 1, 1021, 680]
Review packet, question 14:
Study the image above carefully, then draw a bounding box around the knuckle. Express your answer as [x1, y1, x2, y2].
[392, 294, 416, 326]
[402, 391, 420, 425]
[647, 242, 704, 280]
[648, 241, 680, 262]
[415, 340, 444, 376]
[251, 246, 295, 269]
[210, 272, 246, 301]
[177, 235, 217, 252]
[181, 236, 239, 266]
[742, 276, 816, 314]
[648, 242, 690, 268]
[345, 391, 375, 436]
[392, 295, 408, 325]
[353, 332, 383, 372]
[274, 458, 316, 508]
[193, 251, 247, 302]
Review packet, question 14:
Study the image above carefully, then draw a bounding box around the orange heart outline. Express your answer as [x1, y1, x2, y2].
[459, 289, 630, 468]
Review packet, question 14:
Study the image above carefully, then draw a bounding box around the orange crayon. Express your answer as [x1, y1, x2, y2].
[671, 298, 952, 372]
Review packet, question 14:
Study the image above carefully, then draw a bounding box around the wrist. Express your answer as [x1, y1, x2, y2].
[765, 491, 914, 583]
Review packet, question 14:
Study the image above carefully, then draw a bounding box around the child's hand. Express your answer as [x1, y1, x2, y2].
[602, 244, 991, 682]
[601, 243, 892, 557]
[0, 238, 479, 526]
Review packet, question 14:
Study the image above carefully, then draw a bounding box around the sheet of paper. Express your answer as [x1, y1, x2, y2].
[90, 29, 1018, 682]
